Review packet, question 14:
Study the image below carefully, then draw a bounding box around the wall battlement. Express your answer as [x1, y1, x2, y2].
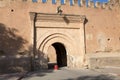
[0, 0, 119, 10]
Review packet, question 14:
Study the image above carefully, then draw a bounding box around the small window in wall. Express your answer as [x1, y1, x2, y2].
[61, 0, 65, 5]
[32, 0, 37, 2]
[52, 0, 56, 4]
[42, 0, 47, 3]
[70, 0, 74, 6]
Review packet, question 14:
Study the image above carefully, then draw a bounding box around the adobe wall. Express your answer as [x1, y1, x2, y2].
[0, 0, 119, 53]
[0, 0, 120, 72]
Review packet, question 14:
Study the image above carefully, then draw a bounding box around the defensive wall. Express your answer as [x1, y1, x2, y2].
[0, 0, 120, 73]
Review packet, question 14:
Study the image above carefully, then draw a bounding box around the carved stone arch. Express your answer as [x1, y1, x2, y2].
[38, 32, 77, 55]
[36, 32, 78, 68]
[30, 13, 86, 69]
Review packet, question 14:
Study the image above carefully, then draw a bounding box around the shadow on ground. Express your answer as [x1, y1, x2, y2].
[0, 69, 54, 80]
[64, 74, 115, 80]
[21, 72, 116, 80]
[17, 70, 54, 80]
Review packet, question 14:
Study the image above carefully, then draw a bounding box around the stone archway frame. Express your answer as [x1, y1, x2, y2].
[30, 12, 86, 69]
[37, 32, 78, 68]
[38, 31, 76, 54]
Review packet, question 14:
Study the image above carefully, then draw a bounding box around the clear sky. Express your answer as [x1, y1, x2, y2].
[33, 0, 109, 3]
[92, 0, 109, 3]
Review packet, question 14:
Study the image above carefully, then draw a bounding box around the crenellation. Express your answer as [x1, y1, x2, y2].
[101, 2, 108, 9]
[74, 0, 78, 4]
[81, 0, 86, 7]
[87, 0, 91, 7]
[0, 0, 117, 10]
[89, 1, 94, 8]
[95, 1, 101, 8]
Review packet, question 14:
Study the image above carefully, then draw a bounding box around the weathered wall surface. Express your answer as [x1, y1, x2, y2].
[0, 0, 119, 53]
[33, 13, 86, 69]
[0, 0, 120, 72]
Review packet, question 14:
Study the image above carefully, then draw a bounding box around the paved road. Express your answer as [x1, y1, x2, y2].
[21, 67, 120, 80]
[0, 67, 120, 80]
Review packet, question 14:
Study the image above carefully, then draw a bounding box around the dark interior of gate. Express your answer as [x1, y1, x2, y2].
[48, 42, 67, 69]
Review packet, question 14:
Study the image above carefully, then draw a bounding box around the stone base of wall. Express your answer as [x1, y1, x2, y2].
[0, 56, 31, 74]
[86, 52, 120, 69]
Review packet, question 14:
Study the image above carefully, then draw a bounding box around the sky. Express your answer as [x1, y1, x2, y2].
[33, 0, 109, 4]
[92, 0, 109, 3]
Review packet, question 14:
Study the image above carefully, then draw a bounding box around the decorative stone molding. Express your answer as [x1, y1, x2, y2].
[30, 12, 86, 29]
[30, 12, 86, 69]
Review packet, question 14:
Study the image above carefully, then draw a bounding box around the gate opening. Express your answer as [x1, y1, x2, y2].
[47, 42, 67, 69]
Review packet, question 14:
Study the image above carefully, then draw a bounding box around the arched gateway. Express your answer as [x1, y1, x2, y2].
[30, 13, 86, 69]
[48, 42, 67, 68]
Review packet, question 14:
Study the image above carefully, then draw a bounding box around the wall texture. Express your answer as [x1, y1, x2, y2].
[0, 0, 120, 73]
